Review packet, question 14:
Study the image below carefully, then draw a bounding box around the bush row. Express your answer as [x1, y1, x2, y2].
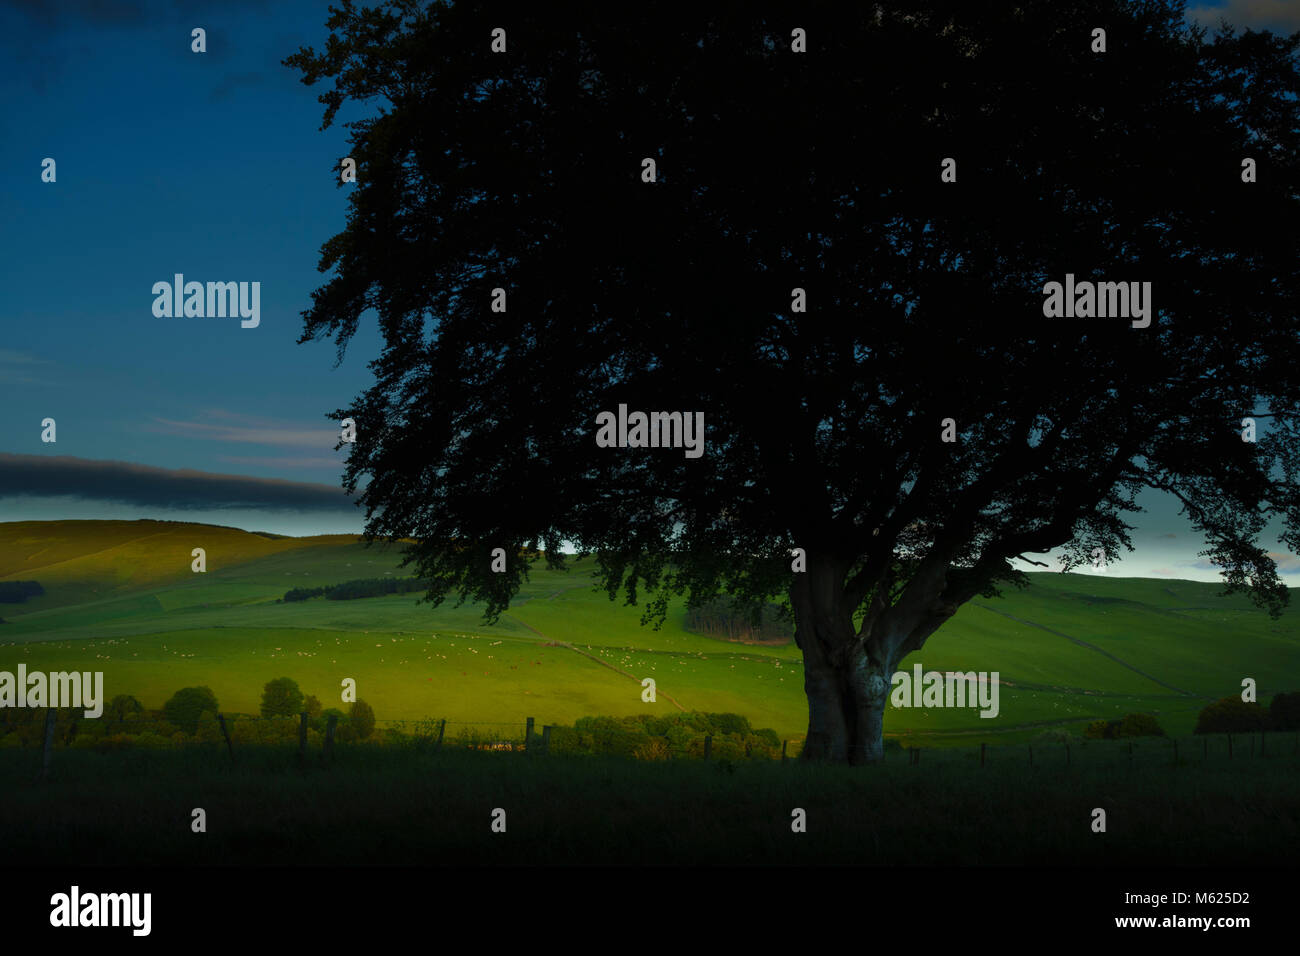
[1194, 692, 1300, 733]
[1071, 692, 1300, 742]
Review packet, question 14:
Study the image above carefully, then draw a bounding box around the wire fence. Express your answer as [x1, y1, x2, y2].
[5, 707, 1297, 775]
[5, 709, 787, 765]
[897, 730, 1300, 771]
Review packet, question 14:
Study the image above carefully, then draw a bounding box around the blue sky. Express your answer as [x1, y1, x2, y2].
[1, 0, 375, 533]
[1, 0, 1297, 583]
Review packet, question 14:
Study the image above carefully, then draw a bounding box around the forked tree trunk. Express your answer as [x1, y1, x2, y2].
[792, 554, 896, 765]
[800, 637, 893, 764]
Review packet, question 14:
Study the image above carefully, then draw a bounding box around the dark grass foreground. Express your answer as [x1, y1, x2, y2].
[2, 742, 1296, 866]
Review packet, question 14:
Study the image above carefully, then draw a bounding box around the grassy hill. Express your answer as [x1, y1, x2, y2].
[2, 519, 1297, 742]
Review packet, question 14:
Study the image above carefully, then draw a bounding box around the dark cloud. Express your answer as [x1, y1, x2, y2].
[0, 0, 270, 29]
[0, 0, 278, 86]
[0, 454, 357, 513]
[0, 0, 148, 27]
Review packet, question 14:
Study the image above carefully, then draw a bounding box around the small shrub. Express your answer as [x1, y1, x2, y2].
[1195, 697, 1269, 734]
[546, 725, 582, 755]
[261, 677, 305, 718]
[230, 719, 258, 746]
[350, 699, 376, 739]
[1269, 691, 1300, 731]
[633, 737, 671, 761]
[195, 710, 223, 744]
[162, 686, 218, 734]
[1084, 720, 1118, 740]
[105, 695, 144, 723]
[706, 713, 752, 737]
[1117, 712, 1165, 738]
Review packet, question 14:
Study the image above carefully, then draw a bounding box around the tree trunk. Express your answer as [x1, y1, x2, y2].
[793, 553, 894, 765]
[800, 639, 892, 764]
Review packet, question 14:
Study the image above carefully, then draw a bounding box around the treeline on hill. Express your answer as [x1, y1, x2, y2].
[282, 576, 435, 602]
[1193, 693, 1300, 733]
[0, 678, 377, 752]
[1082, 694, 1300, 740]
[0, 581, 44, 604]
[0, 675, 795, 761]
[683, 597, 793, 643]
[545, 713, 795, 761]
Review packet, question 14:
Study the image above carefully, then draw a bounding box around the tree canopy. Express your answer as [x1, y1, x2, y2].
[287, 0, 1300, 762]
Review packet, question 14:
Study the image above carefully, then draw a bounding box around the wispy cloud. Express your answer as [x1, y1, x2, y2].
[217, 454, 343, 469]
[1183, 553, 1300, 574]
[0, 348, 51, 385]
[144, 409, 342, 450]
[0, 453, 357, 513]
[1266, 551, 1300, 573]
[0, 349, 45, 364]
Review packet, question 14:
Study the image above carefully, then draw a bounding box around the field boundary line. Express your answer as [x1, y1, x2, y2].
[971, 602, 1212, 700]
[508, 615, 688, 712]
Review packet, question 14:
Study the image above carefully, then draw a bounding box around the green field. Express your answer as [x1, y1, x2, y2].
[3, 738, 1296, 866]
[2, 519, 1298, 742]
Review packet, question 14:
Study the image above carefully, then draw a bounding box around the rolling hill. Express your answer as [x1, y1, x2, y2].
[1, 519, 1297, 742]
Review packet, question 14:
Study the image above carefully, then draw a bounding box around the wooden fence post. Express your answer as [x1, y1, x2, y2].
[436, 719, 446, 749]
[703, 735, 712, 761]
[217, 713, 235, 763]
[542, 725, 552, 755]
[781, 740, 788, 764]
[298, 712, 308, 767]
[40, 708, 57, 781]
[325, 714, 337, 764]
[525, 716, 534, 753]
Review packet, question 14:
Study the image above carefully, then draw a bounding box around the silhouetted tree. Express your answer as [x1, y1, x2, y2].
[288, 0, 1300, 763]
[349, 699, 376, 739]
[105, 694, 143, 724]
[261, 677, 306, 718]
[1269, 691, 1300, 730]
[163, 686, 219, 735]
